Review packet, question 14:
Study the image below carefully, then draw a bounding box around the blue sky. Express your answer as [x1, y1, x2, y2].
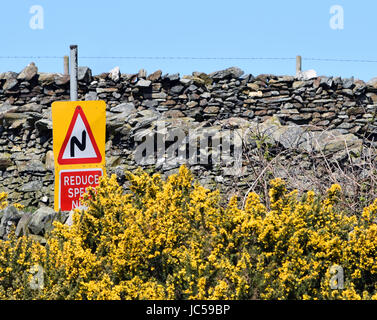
[1, 0, 376, 80]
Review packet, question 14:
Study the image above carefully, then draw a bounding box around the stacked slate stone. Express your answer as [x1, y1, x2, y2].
[0, 62, 377, 212]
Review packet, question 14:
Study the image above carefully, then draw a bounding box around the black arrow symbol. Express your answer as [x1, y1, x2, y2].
[70, 130, 87, 157]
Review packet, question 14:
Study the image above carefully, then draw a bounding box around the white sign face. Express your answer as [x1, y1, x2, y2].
[61, 112, 97, 160]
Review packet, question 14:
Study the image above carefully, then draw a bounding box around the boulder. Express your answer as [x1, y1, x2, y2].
[38, 72, 57, 84]
[17, 62, 38, 81]
[110, 102, 136, 115]
[296, 69, 317, 81]
[147, 70, 162, 81]
[21, 180, 43, 192]
[249, 116, 362, 157]
[54, 74, 70, 86]
[85, 91, 98, 101]
[138, 69, 147, 79]
[163, 73, 180, 82]
[0, 71, 17, 80]
[15, 212, 33, 237]
[0, 153, 12, 169]
[17, 160, 46, 174]
[0, 206, 23, 239]
[28, 207, 56, 235]
[209, 67, 244, 80]
[45, 151, 54, 171]
[136, 79, 151, 87]
[65, 210, 75, 227]
[109, 66, 120, 82]
[3, 78, 18, 91]
[78, 66, 92, 83]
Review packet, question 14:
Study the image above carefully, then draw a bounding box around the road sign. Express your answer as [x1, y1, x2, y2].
[52, 101, 106, 211]
[57, 106, 102, 165]
[59, 168, 103, 211]
[52, 101, 106, 166]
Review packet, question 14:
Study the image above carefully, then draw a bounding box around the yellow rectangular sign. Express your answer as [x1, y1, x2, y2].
[52, 100, 106, 211]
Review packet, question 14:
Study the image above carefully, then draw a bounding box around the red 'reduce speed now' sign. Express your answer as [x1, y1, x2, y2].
[59, 168, 103, 211]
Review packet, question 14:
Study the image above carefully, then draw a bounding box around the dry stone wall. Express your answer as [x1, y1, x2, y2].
[1, 63, 377, 208]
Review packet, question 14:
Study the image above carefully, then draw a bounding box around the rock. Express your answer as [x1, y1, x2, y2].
[186, 101, 198, 108]
[312, 131, 361, 154]
[29, 234, 47, 245]
[3, 113, 28, 124]
[337, 122, 355, 129]
[28, 207, 56, 235]
[110, 102, 136, 115]
[0, 206, 23, 239]
[45, 151, 54, 171]
[96, 87, 118, 94]
[248, 91, 263, 97]
[164, 110, 185, 118]
[180, 78, 193, 86]
[296, 69, 317, 80]
[292, 81, 305, 89]
[147, 70, 162, 81]
[38, 72, 56, 83]
[17, 62, 38, 81]
[18, 103, 43, 113]
[138, 69, 147, 79]
[15, 212, 32, 237]
[367, 77, 377, 89]
[0, 153, 12, 169]
[192, 71, 213, 86]
[21, 180, 43, 192]
[0, 71, 18, 80]
[136, 79, 151, 87]
[320, 77, 333, 88]
[253, 116, 362, 156]
[85, 91, 98, 101]
[109, 66, 121, 82]
[35, 119, 53, 131]
[164, 73, 180, 82]
[54, 74, 70, 85]
[347, 107, 364, 116]
[65, 210, 75, 227]
[142, 99, 158, 108]
[170, 85, 184, 95]
[17, 160, 46, 174]
[209, 67, 244, 80]
[203, 106, 220, 114]
[3, 78, 18, 91]
[78, 66, 92, 83]
[247, 83, 260, 91]
[144, 92, 167, 100]
[343, 78, 355, 89]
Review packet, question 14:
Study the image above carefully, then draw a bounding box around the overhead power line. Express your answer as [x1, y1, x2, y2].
[304, 57, 377, 63]
[0, 56, 377, 63]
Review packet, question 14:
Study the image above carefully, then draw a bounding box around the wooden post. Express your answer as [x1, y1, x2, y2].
[296, 55, 302, 76]
[64, 56, 69, 75]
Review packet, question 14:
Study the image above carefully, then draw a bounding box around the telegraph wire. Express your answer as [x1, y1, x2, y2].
[0, 56, 377, 63]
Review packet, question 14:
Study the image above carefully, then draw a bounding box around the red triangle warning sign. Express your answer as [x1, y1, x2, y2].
[57, 106, 102, 165]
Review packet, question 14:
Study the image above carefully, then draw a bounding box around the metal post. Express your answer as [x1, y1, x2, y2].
[64, 56, 69, 75]
[296, 55, 302, 76]
[70, 45, 78, 101]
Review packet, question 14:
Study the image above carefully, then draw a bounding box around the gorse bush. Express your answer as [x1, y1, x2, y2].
[1, 165, 377, 299]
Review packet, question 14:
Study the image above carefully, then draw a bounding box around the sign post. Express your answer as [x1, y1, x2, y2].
[70, 45, 78, 101]
[52, 100, 106, 211]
